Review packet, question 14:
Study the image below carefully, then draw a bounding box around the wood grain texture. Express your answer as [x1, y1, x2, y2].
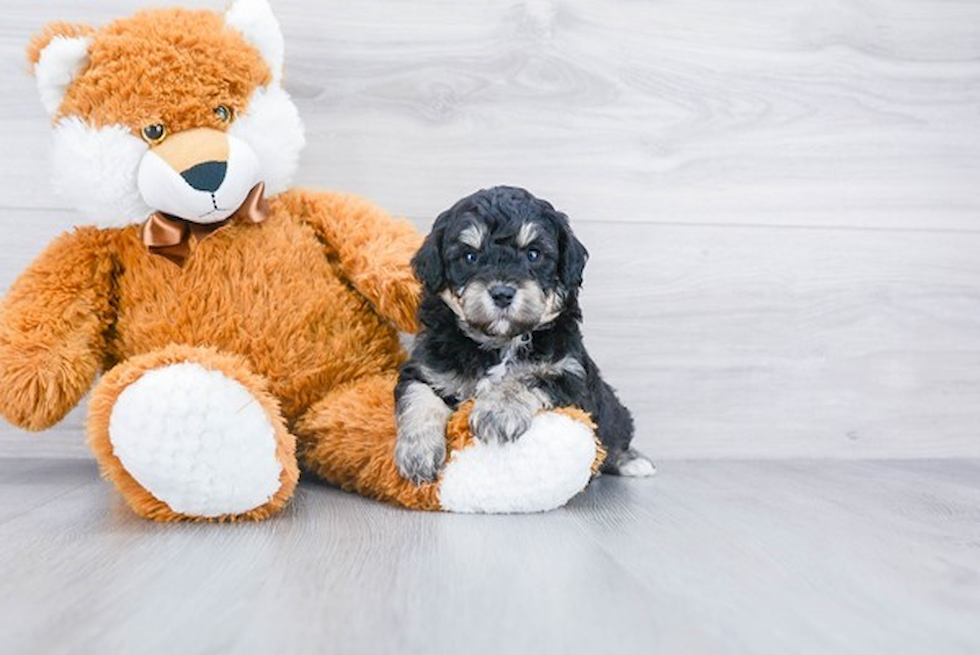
[1, 0, 978, 227]
[1, 0, 980, 459]
[0, 458, 978, 655]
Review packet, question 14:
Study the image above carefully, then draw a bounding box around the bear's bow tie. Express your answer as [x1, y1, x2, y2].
[141, 181, 270, 267]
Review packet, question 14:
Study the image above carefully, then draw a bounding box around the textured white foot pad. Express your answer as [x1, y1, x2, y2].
[109, 363, 283, 517]
[439, 412, 597, 513]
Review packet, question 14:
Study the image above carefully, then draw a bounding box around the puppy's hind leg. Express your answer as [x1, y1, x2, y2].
[591, 379, 655, 477]
[602, 447, 656, 477]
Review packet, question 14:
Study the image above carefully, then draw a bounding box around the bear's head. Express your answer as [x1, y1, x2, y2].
[27, 0, 305, 226]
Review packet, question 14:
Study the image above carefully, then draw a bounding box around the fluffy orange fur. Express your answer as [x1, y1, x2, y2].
[0, 227, 115, 430]
[296, 372, 443, 511]
[0, 191, 420, 426]
[0, 187, 423, 520]
[43, 9, 271, 133]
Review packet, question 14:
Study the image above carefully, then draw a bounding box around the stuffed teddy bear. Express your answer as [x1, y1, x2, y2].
[0, 0, 602, 520]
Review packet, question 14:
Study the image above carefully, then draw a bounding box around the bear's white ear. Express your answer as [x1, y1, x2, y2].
[34, 36, 91, 116]
[226, 0, 284, 83]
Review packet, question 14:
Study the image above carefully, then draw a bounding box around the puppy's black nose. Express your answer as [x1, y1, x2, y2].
[489, 284, 517, 308]
[181, 161, 227, 193]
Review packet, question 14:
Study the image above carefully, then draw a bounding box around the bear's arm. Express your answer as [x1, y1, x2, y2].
[281, 190, 422, 333]
[0, 227, 116, 431]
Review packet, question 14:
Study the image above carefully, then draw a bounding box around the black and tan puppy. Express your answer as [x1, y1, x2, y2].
[395, 186, 654, 484]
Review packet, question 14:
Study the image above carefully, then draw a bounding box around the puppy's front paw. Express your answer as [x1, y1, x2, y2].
[469, 382, 542, 444]
[470, 401, 534, 445]
[395, 381, 452, 484]
[395, 426, 447, 484]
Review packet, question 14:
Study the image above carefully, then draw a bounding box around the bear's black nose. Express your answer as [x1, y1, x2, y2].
[181, 161, 227, 193]
[489, 284, 517, 308]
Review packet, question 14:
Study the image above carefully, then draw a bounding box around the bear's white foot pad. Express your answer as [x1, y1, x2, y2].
[109, 362, 283, 517]
[438, 412, 598, 514]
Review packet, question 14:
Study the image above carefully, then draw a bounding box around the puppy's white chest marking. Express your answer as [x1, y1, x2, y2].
[482, 335, 531, 386]
[421, 335, 583, 409]
[474, 338, 582, 411]
[485, 352, 585, 388]
[485, 338, 523, 382]
[485, 363, 508, 385]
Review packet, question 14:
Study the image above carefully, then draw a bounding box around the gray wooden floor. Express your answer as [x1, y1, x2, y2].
[0, 458, 977, 655]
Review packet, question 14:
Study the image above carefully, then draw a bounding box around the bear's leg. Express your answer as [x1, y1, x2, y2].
[87, 345, 299, 521]
[295, 373, 604, 513]
[294, 372, 442, 511]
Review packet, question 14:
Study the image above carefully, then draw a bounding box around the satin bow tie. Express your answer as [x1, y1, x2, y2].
[141, 182, 270, 267]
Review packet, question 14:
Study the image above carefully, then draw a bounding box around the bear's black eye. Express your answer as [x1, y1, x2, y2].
[141, 124, 167, 144]
[526, 248, 541, 263]
[464, 251, 479, 264]
[214, 105, 233, 123]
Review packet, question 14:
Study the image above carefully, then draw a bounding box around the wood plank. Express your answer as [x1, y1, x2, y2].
[0, 0, 977, 228]
[574, 221, 980, 458]
[568, 459, 980, 655]
[0, 458, 977, 655]
[3, 220, 980, 459]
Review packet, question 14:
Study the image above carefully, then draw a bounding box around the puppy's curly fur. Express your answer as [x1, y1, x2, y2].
[395, 186, 654, 484]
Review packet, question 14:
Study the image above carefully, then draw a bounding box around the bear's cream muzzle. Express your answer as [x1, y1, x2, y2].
[137, 128, 261, 225]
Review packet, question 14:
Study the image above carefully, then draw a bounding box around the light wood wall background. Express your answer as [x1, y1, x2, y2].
[1, 0, 978, 459]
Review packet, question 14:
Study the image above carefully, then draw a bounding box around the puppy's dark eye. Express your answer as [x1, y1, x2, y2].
[214, 105, 233, 123]
[141, 123, 167, 144]
[464, 252, 479, 264]
[526, 248, 541, 262]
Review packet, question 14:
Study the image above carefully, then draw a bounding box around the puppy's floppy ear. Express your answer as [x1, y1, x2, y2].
[412, 212, 449, 294]
[554, 211, 589, 291]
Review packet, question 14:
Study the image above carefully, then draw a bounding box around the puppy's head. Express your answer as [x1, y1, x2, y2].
[414, 186, 588, 344]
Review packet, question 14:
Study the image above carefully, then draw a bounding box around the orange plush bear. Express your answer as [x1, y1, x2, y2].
[0, 0, 602, 520]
